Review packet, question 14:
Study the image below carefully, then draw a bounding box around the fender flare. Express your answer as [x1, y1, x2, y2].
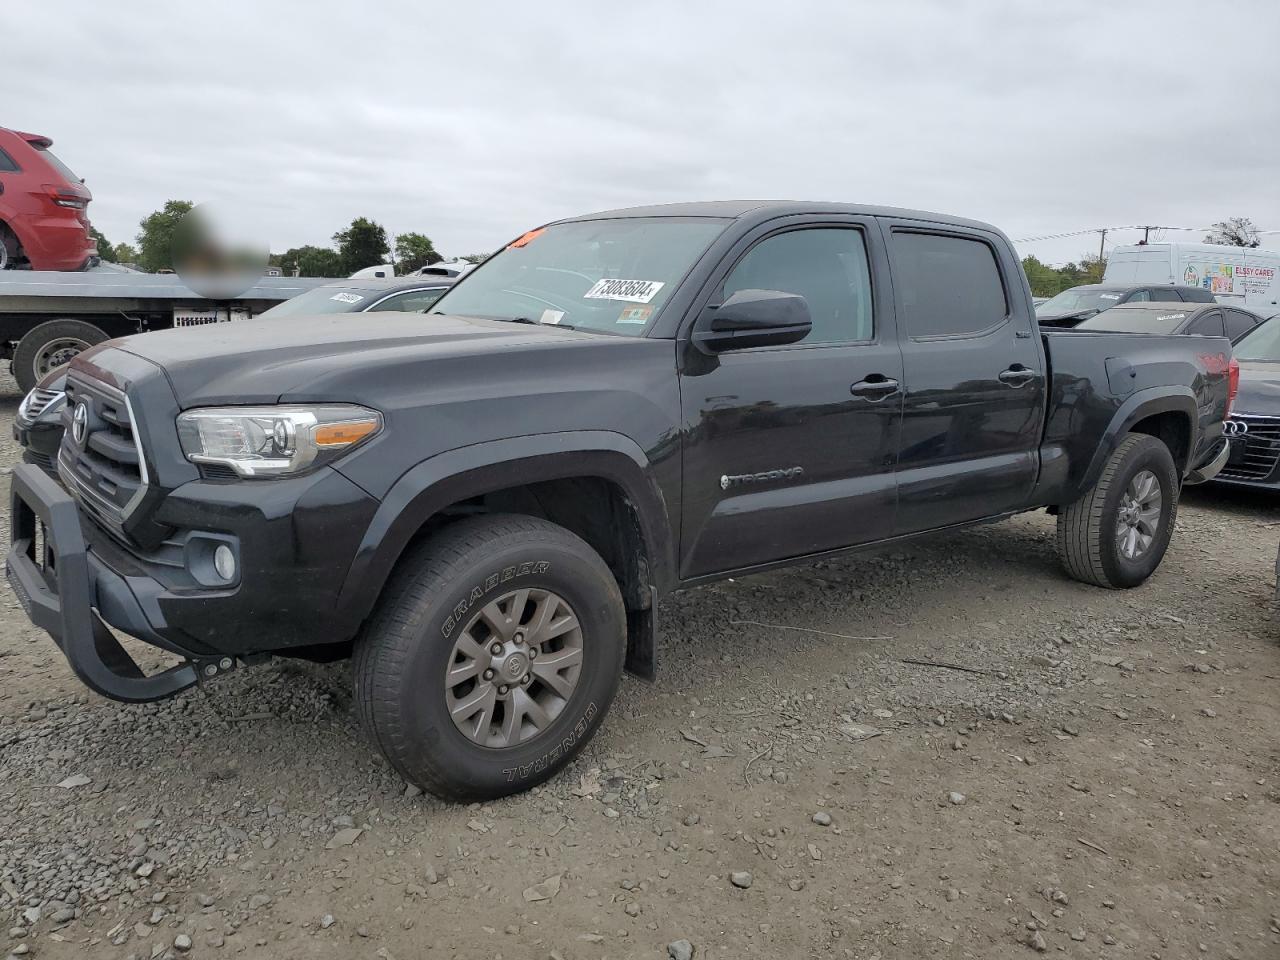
[336, 431, 675, 624]
[1078, 387, 1198, 494]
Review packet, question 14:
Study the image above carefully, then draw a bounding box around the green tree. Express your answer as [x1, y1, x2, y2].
[274, 245, 344, 278]
[393, 232, 441, 273]
[1204, 217, 1261, 248]
[333, 217, 390, 274]
[1021, 255, 1062, 297]
[90, 226, 116, 262]
[460, 252, 491, 265]
[1078, 253, 1107, 284]
[136, 200, 195, 272]
[113, 242, 138, 264]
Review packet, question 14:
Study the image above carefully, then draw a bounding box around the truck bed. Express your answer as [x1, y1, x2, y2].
[1038, 328, 1231, 502]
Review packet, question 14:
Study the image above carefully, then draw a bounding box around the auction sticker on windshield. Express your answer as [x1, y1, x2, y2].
[330, 292, 364, 304]
[583, 279, 665, 303]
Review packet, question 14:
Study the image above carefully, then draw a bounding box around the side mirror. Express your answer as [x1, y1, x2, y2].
[692, 289, 812, 353]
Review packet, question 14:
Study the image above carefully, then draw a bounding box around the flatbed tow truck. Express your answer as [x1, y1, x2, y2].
[0, 268, 328, 392]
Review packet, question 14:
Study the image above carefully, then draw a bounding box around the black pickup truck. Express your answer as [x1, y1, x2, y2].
[6, 201, 1234, 800]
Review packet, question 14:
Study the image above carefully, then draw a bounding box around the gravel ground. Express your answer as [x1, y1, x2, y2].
[0, 375, 1278, 959]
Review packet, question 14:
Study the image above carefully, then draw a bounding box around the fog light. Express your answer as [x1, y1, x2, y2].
[213, 544, 236, 581]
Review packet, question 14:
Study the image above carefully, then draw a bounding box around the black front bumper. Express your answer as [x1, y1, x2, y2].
[6, 464, 200, 703]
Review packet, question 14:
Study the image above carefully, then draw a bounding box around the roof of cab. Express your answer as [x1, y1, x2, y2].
[555, 200, 1004, 235]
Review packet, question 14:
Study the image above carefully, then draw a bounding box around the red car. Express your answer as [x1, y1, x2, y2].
[0, 128, 97, 271]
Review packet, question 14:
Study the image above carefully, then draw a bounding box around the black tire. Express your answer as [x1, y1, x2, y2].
[354, 514, 627, 801]
[13, 319, 109, 394]
[1056, 432, 1179, 588]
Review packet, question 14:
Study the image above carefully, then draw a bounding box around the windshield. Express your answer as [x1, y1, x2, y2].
[1036, 288, 1123, 316]
[427, 217, 728, 335]
[1234, 317, 1280, 360]
[256, 285, 377, 319]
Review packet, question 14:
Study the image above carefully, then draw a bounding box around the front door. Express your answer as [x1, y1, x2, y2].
[678, 219, 903, 578]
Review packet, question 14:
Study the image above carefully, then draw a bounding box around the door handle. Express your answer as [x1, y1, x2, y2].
[998, 365, 1039, 387]
[850, 376, 900, 400]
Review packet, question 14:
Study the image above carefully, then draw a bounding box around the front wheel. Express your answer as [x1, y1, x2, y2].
[1056, 432, 1179, 588]
[354, 514, 626, 801]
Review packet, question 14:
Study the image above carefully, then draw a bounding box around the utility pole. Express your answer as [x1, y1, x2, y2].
[1098, 228, 1107, 262]
[1142, 226, 1151, 244]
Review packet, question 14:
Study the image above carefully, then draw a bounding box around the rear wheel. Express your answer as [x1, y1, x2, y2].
[12, 319, 109, 393]
[1056, 432, 1179, 588]
[354, 514, 626, 801]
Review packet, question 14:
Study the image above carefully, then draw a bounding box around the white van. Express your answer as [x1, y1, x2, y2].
[1103, 243, 1280, 315]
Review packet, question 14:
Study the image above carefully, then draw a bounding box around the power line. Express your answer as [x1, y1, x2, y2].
[1016, 224, 1280, 244]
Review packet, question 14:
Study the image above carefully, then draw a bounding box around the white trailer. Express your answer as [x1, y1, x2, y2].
[1103, 242, 1280, 315]
[0, 269, 329, 392]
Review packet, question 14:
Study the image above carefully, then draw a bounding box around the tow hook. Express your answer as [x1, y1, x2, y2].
[192, 653, 271, 683]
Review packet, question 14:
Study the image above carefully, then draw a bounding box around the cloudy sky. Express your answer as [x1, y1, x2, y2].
[9, 0, 1280, 266]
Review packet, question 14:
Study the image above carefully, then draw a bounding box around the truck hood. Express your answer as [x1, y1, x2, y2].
[1232, 360, 1280, 416]
[108, 312, 605, 406]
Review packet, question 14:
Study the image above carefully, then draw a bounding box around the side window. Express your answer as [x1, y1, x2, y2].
[720, 228, 873, 344]
[1127, 290, 1151, 303]
[1144, 287, 1177, 302]
[1185, 310, 1224, 337]
[0, 148, 19, 173]
[892, 231, 1008, 339]
[1224, 309, 1257, 340]
[367, 289, 448, 313]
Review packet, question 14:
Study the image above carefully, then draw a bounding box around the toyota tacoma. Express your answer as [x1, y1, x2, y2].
[6, 201, 1235, 800]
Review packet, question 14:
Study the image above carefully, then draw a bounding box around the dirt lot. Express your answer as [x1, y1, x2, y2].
[0, 379, 1277, 960]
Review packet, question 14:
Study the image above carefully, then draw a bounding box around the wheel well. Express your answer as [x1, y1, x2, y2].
[1129, 411, 1191, 472]
[414, 476, 654, 613]
[0, 219, 23, 254]
[401, 476, 658, 678]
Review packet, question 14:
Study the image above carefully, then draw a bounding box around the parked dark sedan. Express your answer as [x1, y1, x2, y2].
[14, 276, 457, 475]
[1213, 318, 1280, 489]
[254, 276, 454, 318]
[1036, 283, 1215, 327]
[1072, 302, 1264, 343]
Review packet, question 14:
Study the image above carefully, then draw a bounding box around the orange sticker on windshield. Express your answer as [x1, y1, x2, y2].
[508, 228, 546, 249]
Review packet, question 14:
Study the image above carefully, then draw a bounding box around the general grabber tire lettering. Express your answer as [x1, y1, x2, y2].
[354, 514, 626, 801]
[1056, 432, 1179, 589]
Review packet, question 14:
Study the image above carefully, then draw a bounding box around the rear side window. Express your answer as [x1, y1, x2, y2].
[1224, 309, 1258, 340]
[367, 288, 449, 313]
[0, 148, 18, 173]
[1145, 287, 1180, 302]
[1180, 286, 1215, 303]
[1185, 310, 1224, 337]
[893, 231, 1008, 338]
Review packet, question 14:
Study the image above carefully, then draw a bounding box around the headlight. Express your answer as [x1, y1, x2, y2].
[176, 404, 382, 478]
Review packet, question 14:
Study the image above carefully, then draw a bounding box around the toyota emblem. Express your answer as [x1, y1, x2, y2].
[71, 401, 89, 447]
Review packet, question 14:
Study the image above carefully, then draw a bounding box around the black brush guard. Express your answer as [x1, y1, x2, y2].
[5, 463, 199, 703]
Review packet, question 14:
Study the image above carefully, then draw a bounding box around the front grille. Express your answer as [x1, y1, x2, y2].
[1219, 414, 1280, 482]
[17, 387, 63, 424]
[57, 373, 149, 532]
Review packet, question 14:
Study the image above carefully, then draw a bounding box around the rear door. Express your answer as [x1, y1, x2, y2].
[884, 223, 1047, 534]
